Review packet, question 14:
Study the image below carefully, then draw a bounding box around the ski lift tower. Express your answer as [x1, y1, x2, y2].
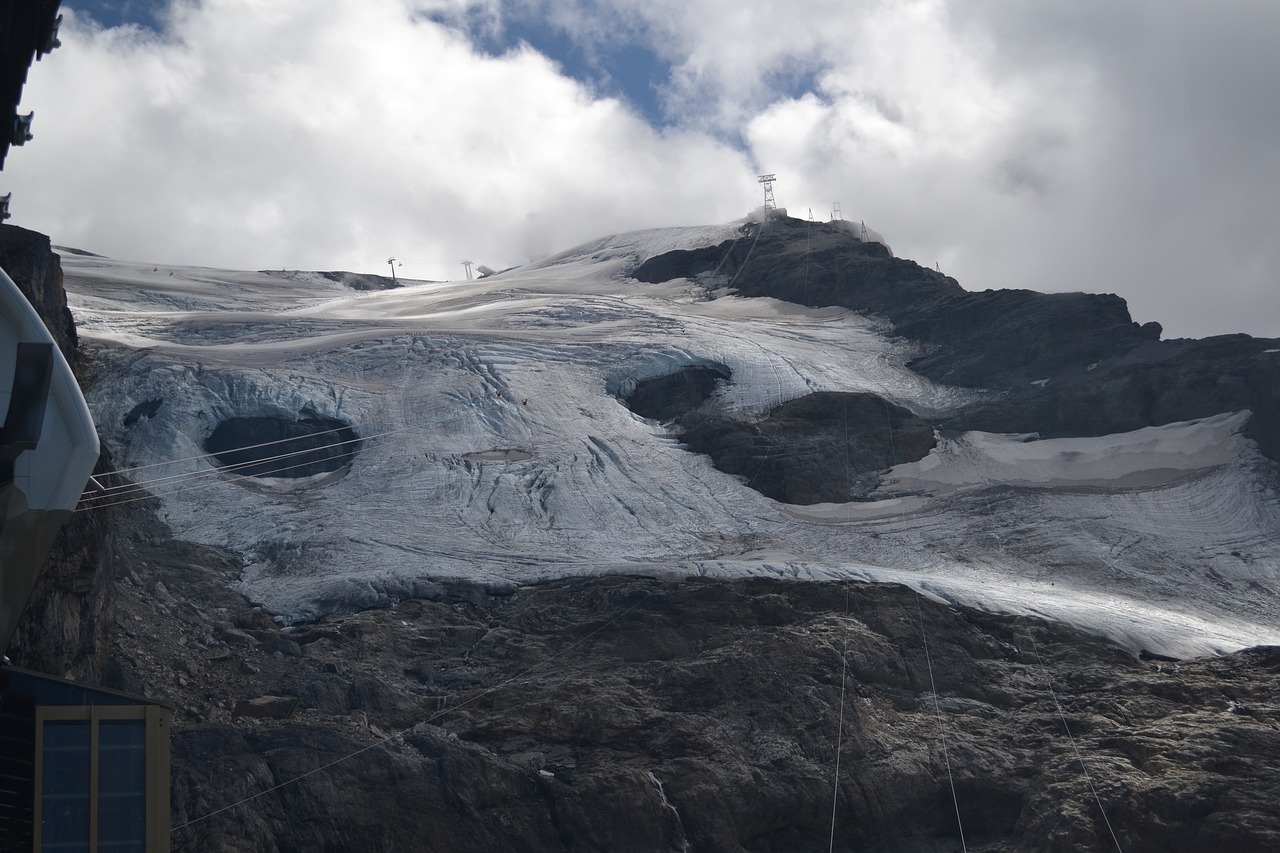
[387, 257, 398, 283]
[757, 174, 777, 211]
[461, 260, 474, 281]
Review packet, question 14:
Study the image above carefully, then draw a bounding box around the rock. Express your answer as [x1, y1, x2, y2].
[637, 216, 1280, 464]
[621, 363, 730, 421]
[14, 217, 1280, 852]
[220, 627, 255, 647]
[271, 638, 303, 657]
[233, 695, 299, 720]
[2, 228, 117, 682]
[673, 391, 937, 503]
[0, 224, 77, 362]
[150, 574, 1280, 852]
[154, 581, 178, 607]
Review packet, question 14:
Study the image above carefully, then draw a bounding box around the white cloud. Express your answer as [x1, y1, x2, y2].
[6, 0, 1279, 338]
[8, 0, 756, 278]
[623, 0, 1280, 337]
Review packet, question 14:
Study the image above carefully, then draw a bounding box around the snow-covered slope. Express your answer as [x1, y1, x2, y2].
[65, 223, 1280, 658]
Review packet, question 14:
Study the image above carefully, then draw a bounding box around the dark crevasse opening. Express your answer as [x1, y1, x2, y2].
[204, 416, 360, 479]
[123, 398, 162, 426]
[622, 364, 731, 421]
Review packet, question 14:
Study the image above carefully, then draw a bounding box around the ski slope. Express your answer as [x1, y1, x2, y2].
[64, 222, 1280, 658]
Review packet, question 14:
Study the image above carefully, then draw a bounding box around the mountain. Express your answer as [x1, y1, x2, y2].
[10, 216, 1280, 851]
[67, 214, 1280, 658]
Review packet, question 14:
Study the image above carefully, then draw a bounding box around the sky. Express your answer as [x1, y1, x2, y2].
[4, 0, 1278, 339]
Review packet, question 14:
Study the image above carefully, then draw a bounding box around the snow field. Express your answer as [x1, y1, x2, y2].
[63, 224, 1280, 656]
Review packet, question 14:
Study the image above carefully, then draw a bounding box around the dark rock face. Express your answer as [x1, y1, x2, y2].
[2, 226, 118, 682]
[313, 270, 402, 292]
[677, 392, 937, 503]
[636, 216, 1280, 463]
[0, 224, 77, 364]
[7, 454, 117, 681]
[1246, 354, 1280, 458]
[949, 334, 1280, 443]
[622, 364, 730, 421]
[665, 218, 1156, 389]
[104, 508, 1280, 853]
[262, 269, 404, 291]
[615, 363, 937, 504]
[632, 236, 752, 284]
[204, 416, 360, 479]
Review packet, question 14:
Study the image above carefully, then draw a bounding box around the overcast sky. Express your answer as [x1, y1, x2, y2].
[6, 0, 1277, 339]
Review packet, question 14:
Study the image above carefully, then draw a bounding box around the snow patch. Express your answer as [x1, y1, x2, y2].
[63, 225, 1280, 657]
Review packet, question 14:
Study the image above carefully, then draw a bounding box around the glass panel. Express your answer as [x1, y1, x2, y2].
[97, 720, 147, 853]
[40, 720, 90, 852]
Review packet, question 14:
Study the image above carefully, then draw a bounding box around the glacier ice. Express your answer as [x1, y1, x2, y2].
[65, 223, 1280, 658]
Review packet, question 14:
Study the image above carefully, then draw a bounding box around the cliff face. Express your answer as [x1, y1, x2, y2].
[6, 490, 115, 680]
[634, 219, 1161, 390]
[103, 506, 1280, 853]
[633, 217, 1280, 503]
[0, 224, 115, 681]
[0, 225, 76, 364]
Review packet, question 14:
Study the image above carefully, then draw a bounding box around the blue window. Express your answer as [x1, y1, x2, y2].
[34, 708, 168, 853]
[39, 721, 90, 852]
[96, 721, 146, 852]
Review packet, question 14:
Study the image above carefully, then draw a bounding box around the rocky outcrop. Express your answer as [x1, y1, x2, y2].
[6, 454, 117, 681]
[675, 392, 937, 503]
[262, 269, 404, 291]
[104, 505, 1280, 853]
[634, 216, 1280, 465]
[622, 364, 730, 421]
[0, 224, 76, 364]
[633, 239, 750, 284]
[947, 333, 1280, 444]
[2, 225, 117, 681]
[616, 366, 938, 503]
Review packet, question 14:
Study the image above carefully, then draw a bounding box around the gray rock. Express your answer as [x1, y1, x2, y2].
[233, 695, 299, 720]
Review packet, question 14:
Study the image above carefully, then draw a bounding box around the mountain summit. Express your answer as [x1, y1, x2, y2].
[14, 215, 1280, 850]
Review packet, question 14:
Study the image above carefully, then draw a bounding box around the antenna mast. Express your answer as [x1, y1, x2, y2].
[757, 174, 777, 211]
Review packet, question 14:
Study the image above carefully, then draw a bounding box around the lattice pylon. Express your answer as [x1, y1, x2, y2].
[757, 174, 777, 210]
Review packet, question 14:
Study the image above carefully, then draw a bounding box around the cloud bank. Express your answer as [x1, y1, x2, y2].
[8, 0, 1279, 338]
[11, 0, 757, 278]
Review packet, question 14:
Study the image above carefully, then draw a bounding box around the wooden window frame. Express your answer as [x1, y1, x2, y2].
[31, 705, 169, 853]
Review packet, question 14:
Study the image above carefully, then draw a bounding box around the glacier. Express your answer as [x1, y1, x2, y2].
[65, 221, 1280, 659]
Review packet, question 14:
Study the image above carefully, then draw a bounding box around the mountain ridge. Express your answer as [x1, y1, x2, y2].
[7, 217, 1280, 851]
[633, 216, 1280, 461]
